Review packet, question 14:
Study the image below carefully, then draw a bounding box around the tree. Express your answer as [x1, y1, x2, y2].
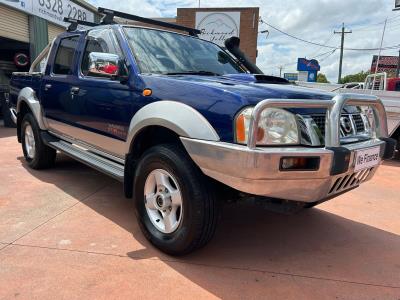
[340, 71, 370, 84]
[317, 73, 329, 83]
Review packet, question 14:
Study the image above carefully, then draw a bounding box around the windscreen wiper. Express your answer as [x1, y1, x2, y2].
[163, 71, 221, 76]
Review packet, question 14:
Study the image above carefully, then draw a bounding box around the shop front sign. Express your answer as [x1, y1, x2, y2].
[1, 0, 94, 26]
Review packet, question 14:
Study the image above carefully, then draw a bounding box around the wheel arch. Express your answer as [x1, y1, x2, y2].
[123, 101, 220, 198]
[17, 87, 47, 128]
[124, 101, 219, 154]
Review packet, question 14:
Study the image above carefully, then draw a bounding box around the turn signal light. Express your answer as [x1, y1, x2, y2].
[142, 89, 152, 96]
[235, 114, 246, 143]
[235, 114, 265, 144]
[280, 157, 320, 171]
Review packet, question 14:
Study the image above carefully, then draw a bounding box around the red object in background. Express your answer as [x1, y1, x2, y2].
[14, 53, 29, 67]
[386, 78, 400, 91]
[103, 64, 118, 75]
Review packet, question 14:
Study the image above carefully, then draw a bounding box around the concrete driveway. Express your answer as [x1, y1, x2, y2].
[0, 126, 399, 299]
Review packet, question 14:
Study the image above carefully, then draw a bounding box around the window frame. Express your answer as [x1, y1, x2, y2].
[51, 35, 80, 76]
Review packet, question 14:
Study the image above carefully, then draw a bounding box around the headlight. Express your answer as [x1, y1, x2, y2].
[235, 107, 300, 145]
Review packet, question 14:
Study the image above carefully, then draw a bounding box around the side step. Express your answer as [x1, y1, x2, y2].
[41, 132, 124, 182]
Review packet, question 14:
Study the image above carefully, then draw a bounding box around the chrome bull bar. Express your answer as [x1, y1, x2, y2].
[247, 93, 389, 149]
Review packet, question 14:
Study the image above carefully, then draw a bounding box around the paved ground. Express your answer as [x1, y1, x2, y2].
[0, 126, 399, 300]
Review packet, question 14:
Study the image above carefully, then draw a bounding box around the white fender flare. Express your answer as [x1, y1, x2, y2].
[125, 101, 219, 153]
[17, 87, 47, 130]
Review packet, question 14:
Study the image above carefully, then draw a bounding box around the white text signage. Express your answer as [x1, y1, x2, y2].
[195, 11, 240, 47]
[0, 0, 94, 26]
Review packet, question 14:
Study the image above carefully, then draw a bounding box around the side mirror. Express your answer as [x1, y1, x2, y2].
[88, 52, 128, 82]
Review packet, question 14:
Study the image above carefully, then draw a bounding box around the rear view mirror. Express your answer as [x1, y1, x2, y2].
[88, 52, 122, 79]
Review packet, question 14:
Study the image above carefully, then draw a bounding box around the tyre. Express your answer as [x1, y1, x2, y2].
[21, 113, 56, 169]
[1, 92, 16, 128]
[133, 144, 218, 255]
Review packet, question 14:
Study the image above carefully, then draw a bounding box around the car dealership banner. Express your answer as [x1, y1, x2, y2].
[0, 0, 94, 26]
[195, 11, 240, 47]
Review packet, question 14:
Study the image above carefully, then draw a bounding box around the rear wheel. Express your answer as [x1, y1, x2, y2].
[133, 144, 218, 255]
[21, 113, 56, 169]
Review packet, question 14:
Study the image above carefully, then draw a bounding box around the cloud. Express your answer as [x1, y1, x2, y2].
[87, 0, 400, 82]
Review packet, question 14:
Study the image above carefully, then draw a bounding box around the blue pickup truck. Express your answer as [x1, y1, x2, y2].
[8, 9, 396, 255]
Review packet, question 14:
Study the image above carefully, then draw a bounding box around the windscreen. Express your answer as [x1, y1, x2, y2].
[124, 27, 244, 75]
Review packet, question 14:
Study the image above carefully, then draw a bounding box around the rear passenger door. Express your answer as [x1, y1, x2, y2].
[41, 35, 81, 130]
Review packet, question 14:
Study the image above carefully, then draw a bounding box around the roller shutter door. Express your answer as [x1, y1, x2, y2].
[48, 23, 65, 42]
[0, 4, 29, 42]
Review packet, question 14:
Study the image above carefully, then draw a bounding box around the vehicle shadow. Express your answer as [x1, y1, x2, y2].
[17, 154, 400, 297]
[383, 159, 400, 167]
[0, 126, 17, 139]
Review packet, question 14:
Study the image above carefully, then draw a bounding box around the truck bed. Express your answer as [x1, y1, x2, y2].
[9, 72, 42, 108]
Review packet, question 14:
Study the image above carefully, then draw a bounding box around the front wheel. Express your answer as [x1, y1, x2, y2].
[133, 144, 218, 255]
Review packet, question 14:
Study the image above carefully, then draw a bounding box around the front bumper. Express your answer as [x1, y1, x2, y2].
[181, 94, 396, 203]
[181, 137, 394, 202]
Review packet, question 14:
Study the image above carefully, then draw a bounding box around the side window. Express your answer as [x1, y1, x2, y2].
[53, 36, 79, 75]
[81, 29, 126, 78]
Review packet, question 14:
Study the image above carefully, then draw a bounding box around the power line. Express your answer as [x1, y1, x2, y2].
[308, 33, 336, 58]
[270, 49, 337, 70]
[318, 49, 337, 62]
[259, 19, 337, 49]
[259, 18, 400, 51]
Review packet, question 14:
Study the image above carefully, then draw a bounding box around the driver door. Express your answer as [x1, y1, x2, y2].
[74, 28, 134, 153]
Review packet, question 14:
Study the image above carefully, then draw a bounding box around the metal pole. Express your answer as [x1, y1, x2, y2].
[371, 18, 387, 93]
[334, 23, 352, 84]
[396, 50, 400, 78]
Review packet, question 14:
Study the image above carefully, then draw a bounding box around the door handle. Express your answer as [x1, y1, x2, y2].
[70, 87, 80, 95]
[44, 84, 52, 91]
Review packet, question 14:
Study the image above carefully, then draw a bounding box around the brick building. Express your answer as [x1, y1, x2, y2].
[176, 7, 259, 62]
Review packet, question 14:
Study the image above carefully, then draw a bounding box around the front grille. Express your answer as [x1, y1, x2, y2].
[328, 168, 374, 195]
[352, 114, 365, 133]
[310, 113, 366, 137]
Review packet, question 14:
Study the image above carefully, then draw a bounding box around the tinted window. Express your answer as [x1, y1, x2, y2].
[81, 29, 124, 77]
[124, 27, 243, 75]
[53, 36, 79, 75]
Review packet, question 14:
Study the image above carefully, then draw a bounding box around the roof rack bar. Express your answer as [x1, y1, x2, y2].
[63, 17, 100, 31]
[98, 7, 201, 36]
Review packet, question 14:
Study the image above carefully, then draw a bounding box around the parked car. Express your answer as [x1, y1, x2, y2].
[8, 9, 397, 255]
[342, 82, 364, 89]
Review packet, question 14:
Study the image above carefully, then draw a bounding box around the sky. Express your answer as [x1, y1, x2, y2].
[88, 0, 400, 82]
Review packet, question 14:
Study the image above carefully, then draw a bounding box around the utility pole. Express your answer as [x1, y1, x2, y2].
[279, 66, 283, 77]
[334, 23, 352, 84]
